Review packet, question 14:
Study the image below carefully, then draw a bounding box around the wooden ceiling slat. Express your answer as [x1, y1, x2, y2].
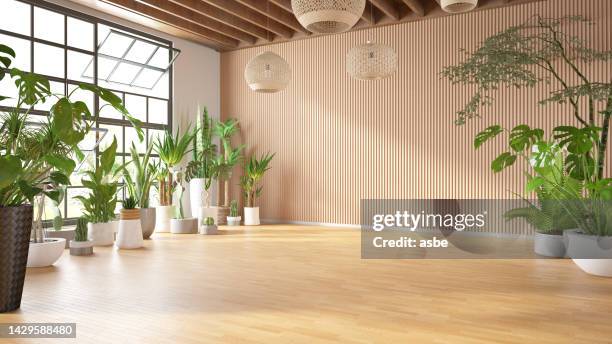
[369, 0, 400, 20]
[269, 0, 292, 12]
[400, 0, 426, 16]
[170, 0, 273, 42]
[201, 0, 294, 39]
[100, 0, 239, 48]
[136, 0, 256, 44]
[234, 0, 309, 35]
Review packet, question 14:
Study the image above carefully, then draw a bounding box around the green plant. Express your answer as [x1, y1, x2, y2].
[51, 186, 66, 231]
[187, 107, 219, 207]
[443, 16, 612, 236]
[123, 142, 156, 208]
[240, 152, 275, 208]
[229, 200, 238, 217]
[74, 217, 88, 242]
[122, 196, 137, 210]
[205, 216, 214, 226]
[154, 127, 194, 206]
[74, 137, 119, 223]
[214, 119, 244, 207]
[0, 42, 141, 242]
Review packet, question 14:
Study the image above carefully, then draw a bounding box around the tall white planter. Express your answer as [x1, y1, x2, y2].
[244, 207, 260, 226]
[116, 209, 144, 249]
[155, 205, 175, 233]
[189, 178, 205, 217]
[88, 222, 114, 246]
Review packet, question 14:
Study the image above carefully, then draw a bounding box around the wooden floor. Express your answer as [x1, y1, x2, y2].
[2, 225, 612, 343]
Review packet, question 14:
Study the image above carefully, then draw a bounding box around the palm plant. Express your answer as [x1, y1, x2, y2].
[214, 119, 244, 207]
[154, 127, 194, 206]
[123, 142, 156, 208]
[240, 153, 275, 208]
[187, 107, 218, 207]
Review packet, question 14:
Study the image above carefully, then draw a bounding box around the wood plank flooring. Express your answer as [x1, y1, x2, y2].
[1, 225, 612, 343]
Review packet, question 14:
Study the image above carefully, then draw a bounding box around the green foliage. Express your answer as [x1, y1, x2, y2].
[187, 107, 218, 187]
[123, 143, 156, 208]
[155, 126, 194, 169]
[491, 152, 517, 173]
[509, 125, 544, 152]
[122, 196, 137, 209]
[474, 125, 502, 149]
[229, 200, 238, 217]
[74, 138, 119, 223]
[205, 217, 215, 226]
[75, 217, 89, 242]
[240, 152, 275, 207]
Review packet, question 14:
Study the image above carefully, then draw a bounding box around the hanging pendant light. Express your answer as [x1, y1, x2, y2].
[291, 0, 366, 34]
[244, 51, 291, 93]
[244, 1, 291, 93]
[347, 41, 397, 80]
[440, 0, 478, 13]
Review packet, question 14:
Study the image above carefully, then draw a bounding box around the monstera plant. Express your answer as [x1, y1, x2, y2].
[443, 16, 612, 268]
[0, 42, 141, 312]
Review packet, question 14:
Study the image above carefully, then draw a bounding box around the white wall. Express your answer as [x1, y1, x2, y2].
[48, 0, 221, 217]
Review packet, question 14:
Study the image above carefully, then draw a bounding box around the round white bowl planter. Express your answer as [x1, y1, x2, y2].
[116, 209, 144, 249]
[227, 216, 241, 226]
[26, 238, 66, 268]
[140, 208, 156, 239]
[69, 240, 94, 256]
[244, 207, 260, 226]
[88, 222, 115, 246]
[154, 205, 175, 233]
[170, 218, 197, 234]
[534, 232, 566, 258]
[565, 230, 612, 277]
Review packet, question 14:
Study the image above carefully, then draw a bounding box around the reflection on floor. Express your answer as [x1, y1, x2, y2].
[5, 225, 612, 343]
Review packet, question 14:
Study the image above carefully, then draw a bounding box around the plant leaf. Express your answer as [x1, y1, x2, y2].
[474, 125, 502, 149]
[491, 152, 516, 172]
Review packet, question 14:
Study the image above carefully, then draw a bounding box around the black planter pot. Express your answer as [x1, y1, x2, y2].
[0, 205, 33, 313]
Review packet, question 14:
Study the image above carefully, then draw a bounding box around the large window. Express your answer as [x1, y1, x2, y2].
[0, 0, 176, 222]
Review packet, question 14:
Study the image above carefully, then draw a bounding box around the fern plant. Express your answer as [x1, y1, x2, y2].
[74, 217, 88, 242]
[240, 153, 275, 208]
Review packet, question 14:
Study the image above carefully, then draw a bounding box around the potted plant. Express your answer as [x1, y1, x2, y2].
[442, 16, 612, 268]
[240, 153, 275, 226]
[0, 43, 140, 312]
[154, 127, 194, 232]
[213, 118, 244, 224]
[116, 197, 144, 249]
[44, 186, 74, 248]
[226, 200, 241, 226]
[70, 217, 93, 256]
[123, 143, 157, 239]
[200, 216, 218, 235]
[75, 138, 121, 247]
[170, 168, 197, 234]
[189, 106, 218, 227]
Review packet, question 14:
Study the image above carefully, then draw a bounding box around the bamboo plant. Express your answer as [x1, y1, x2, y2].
[240, 153, 275, 208]
[214, 118, 245, 208]
[186, 107, 218, 207]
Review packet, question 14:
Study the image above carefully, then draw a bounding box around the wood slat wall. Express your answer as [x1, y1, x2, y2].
[220, 0, 612, 227]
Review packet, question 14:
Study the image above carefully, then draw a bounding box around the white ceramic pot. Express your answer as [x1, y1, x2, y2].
[189, 178, 205, 218]
[244, 207, 260, 226]
[199, 206, 219, 228]
[116, 219, 144, 249]
[26, 238, 66, 267]
[565, 230, 612, 277]
[200, 225, 218, 235]
[140, 208, 156, 239]
[88, 222, 115, 246]
[170, 218, 197, 234]
[227, 216, 241, 226]
[534, 232, 566, 258]
[154, 205, 175, 233]
[69, 240, 94, 256]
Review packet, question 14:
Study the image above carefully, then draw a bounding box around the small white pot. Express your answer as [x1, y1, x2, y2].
[140, 207, 156, 239]
[170, 218, 197, 234]
[27, 238, 66, 268]
[244, 207, 260, 226]
[199, 206, 219, 228]
[116, 209, 144, 249]
[200, 225, 218, 235]
[154, 205, 175, 233]
[534, 232, 566, 258]
[88, 222, 115, 246]
[227, 216, 241, 226]
[565, 230, 612, 277]
[69, 240, 94, 256]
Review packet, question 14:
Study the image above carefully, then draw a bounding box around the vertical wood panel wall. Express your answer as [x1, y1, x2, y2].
[220, 0, 611, 226]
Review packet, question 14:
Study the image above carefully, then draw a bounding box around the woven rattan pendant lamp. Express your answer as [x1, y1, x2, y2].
[244, 1, 291, 93]
[291, 0, 366, 34]
[440, 0, 478, 13]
